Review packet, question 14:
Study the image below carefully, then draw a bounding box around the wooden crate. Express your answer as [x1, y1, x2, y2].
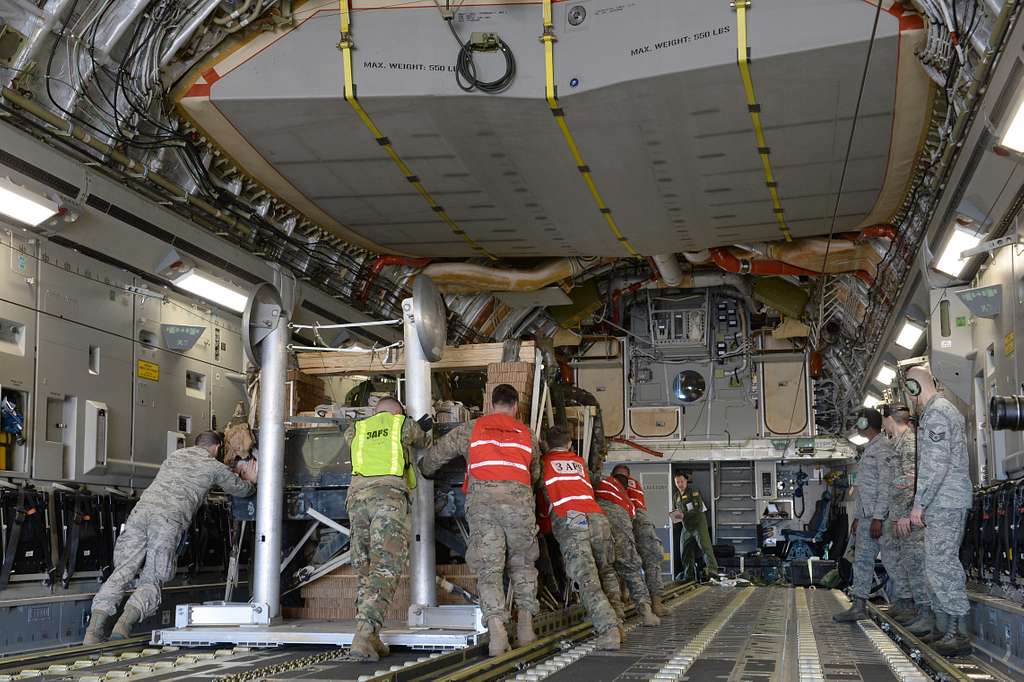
[293, 564, 478, 621]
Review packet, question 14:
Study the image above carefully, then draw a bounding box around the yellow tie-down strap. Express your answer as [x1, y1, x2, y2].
[733, 1, 792, 242]
[541, 0, 641, 258]
[337, 1, 496, 259]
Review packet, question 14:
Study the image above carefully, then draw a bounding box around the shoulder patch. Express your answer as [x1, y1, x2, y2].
[928, 429, 946, 443]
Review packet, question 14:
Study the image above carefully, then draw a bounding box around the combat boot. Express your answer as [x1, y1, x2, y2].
[639, 602, 660, 626]
[933, 614, 972, 657]
[906, 606, 936, 637]
[888, 598, 916, 623]
[919, 610, 947, 644]
[487, 616, 510, 657]
[651, 595, 670, 617]
[516, 609, 536, 646]
[832, 597, 866, 623]
[350, 622, 379, 662]
[110, 605, 142, 640]
[82, 610, 115, 645]
[370, 632, 390, 658]
[594, 627, 621, 651]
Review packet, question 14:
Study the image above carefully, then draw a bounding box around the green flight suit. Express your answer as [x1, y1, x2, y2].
[673, 486, 718, 578]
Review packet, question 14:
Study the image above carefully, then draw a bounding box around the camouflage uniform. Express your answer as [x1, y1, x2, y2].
[851, 433, 892, 599]
[550, 511, 620, 634]
[344, 419, 428, 630]
[632, 508, 664, 599]
[915, 395, 972, 618]
[884, 428, 929, 607]
[587, 511, 624, 614]
[596, 499, 651, 607]
[91, 447, 254, 618]
[419, 420, 541, 622]
[673, 487, 718, 576]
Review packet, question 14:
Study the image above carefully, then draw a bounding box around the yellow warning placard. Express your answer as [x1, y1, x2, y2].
[137, 359, 160, 382]
[1005, 332, 1015, 357]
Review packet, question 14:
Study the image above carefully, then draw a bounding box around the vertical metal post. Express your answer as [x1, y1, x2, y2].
[252, 307, 287, 620]
[404, 297, 437, 612]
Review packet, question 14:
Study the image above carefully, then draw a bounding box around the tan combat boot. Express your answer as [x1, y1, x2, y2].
[652, 595, 670, 617]
[487, 616, 511, 657]
[350, 622, 379, 662]
[639, 602, 661, 627]
[516, 609, 537, 646]
[110, 605, 142, 640]
[370, 631, 390, 657]
[82, 610, 115, 645]
[594, 627, 621, 651]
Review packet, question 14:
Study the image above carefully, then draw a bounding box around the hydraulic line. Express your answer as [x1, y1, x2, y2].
[337, 1, 496, 259]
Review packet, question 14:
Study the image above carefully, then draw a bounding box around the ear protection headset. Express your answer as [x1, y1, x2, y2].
[905, 378, 922, 396]
[856, 415, 869, 431]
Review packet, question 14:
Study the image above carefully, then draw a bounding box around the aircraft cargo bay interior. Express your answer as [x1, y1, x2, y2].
[1, 0, 1024, 680]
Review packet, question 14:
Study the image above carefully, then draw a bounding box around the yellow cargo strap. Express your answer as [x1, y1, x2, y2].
[337, 1, 496, 259]
[541, 0, 641, 258]
[732, 1, 793, 242]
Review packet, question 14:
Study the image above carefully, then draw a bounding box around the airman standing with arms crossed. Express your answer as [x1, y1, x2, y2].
[539, 427, 622, 650]
[343, 397, 432, 662]
[835, 407, 891, 622]
[419, 384, 541, 657]
[906, 366, 973, 656]
[612, 464, 669, 616]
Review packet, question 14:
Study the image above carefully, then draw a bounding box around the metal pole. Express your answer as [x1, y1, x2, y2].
[404, 296, 437, 612]
[253, 306, 287, 619]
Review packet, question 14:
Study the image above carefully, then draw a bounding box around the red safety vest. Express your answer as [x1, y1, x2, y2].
[625, 475, 647, 511]
[596, 476, 635, 517]
[463, 413, 533, 492]
[536, 495, 553, 535]
[542, 451, 602, 517]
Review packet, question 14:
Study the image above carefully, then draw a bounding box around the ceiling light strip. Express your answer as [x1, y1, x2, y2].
[337, 1, 496, 260]
[541, 0, 641, 258]
[732, 1, 793, 242]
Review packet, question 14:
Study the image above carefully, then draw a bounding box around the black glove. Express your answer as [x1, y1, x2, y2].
[416, 414, 434, 433]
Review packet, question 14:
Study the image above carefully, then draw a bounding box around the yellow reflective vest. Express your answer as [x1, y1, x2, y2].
[351, 412, 416, 489]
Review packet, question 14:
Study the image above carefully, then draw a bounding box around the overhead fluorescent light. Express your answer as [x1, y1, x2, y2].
[0, 177, 59, 226]
[863, 394, 882, 408]
[875, 364, 897, 386]
[895, 319, 925, 350]
[1000, 96, 1024, 152]
[934, 226, 982, 278]
[848, 434, 869, 446]
[174, 270, 248, 312]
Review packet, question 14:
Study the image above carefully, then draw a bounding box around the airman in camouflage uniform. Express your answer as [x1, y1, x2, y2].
[84, 432, 256, 644]
[419, 385, 541, 656]
[881, 406, 929, 627]
[835, 408, 891, 623]
[594, 474, 659, 626]
[612, 465, 668, 616]
[907, 367, 973, 656]
[587, 511, 625, 618]
[342, 397, 431, 661]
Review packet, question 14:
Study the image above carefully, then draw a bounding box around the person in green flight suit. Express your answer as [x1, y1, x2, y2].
[671, 470, 719, 580]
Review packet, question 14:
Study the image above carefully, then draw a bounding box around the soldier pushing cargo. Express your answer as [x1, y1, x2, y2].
[83, 431, 257, 644]
[611, 464, 669, 616]
[419, 384, 541, 657]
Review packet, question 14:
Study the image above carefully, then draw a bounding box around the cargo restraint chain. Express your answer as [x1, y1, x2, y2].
[336, 1, 496, 260]
[540, 0, 642, 258]
[731, 0, 793, 243]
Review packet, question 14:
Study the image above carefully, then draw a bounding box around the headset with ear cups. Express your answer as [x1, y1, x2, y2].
[905, 378, 922, 396]
[856, 415, 869, 431]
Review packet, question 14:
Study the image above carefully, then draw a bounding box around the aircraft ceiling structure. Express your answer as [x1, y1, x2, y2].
[179, 0, 930, 258]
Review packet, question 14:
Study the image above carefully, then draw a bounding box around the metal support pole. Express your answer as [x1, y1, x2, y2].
[404, 296, 437, 613]
[252, 307, 287, 620]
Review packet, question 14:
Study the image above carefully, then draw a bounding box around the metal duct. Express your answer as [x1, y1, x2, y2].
[421, 258, 599, 293]
[651, 254, 685, 286]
